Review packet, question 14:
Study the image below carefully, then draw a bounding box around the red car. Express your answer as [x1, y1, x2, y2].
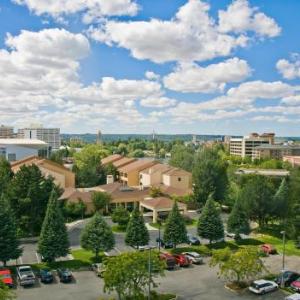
[260, 244, 277, 255]
[0, 269, 13, 288]
[291, 278, 300, 292]
[159, 253, 176, 270]
[173, 254, 191, 267]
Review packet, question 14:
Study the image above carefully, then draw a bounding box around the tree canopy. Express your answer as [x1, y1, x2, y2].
[38, 190, 69, 262]
[0, 194, 22, 266]
[163, 201, 187, 248]
[0, 157, 13, 195]
[125, 207, 149, 248]
[197, 194, 224, 243]
[169, 144, 195, 172]
[81, 213, 115, 259]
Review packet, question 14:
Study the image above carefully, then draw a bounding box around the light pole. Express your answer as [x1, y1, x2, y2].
[158, 219, 161, 252]
[148, 247, 152, 300]
[281, 230, 286, 272]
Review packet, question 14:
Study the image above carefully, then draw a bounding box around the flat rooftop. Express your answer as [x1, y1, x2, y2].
[236, 168, 290, 177]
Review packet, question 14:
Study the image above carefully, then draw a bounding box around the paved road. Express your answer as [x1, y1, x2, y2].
[16, 259, 287, 300]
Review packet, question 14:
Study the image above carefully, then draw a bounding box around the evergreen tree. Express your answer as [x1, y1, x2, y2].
[0, 194, 22, 266]
[197, 194, 224, 243]
[227, 198, 250, 238]
[273, 178, 289, 220]
[163, 201, 188, 248]
[38, 190, 69, 262]
[0, 157, 13, 195]
[125, 207, 149, 248]
[80, 213, 115, 259]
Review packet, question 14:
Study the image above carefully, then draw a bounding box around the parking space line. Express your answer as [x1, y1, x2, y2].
[35, 252, 41, 264]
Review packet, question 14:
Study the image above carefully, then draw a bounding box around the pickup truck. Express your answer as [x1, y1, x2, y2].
[17, 266, 36, 286]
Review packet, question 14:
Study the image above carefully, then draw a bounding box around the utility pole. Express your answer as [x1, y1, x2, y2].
[158, 219, 161, 252]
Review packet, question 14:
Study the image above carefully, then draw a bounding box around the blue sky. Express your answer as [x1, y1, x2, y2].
[0, 0, 300, 135]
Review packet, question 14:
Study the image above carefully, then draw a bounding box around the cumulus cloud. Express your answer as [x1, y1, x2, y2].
[277, 55, 300, 79]
[163, 58, 251, 93]
[0, 28, 165, 131]
[88, 0, 280, 63]
[218, 0, 281, 37]
[13, 0, 139, 23]
[140, 96, 177, 108]
[145, 71, 160, 81]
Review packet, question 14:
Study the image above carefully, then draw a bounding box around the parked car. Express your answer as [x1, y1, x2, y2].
[159, 253, 176, 270]
[291, 277, 300, 292]
[182, 252, 203, 264]
[260, 244, 277, 255]
[285, 294, 300, 300]
[39, 269, 54, 284]
[17, 265, 36, 286]
[91, 263, 105, 277]
[156, 238, 174, 249]
[187, 234, 200, 246]
[57, 268, 73, 283]
[275, 271, 300, 287]
[249, 279, 278, 294]
[173, 254, 191, 267]
[225, 231, 236, 239]
[0, 269, 13, 288]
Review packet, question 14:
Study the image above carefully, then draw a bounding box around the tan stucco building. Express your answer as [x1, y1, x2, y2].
[118, 159, 158, 187]
[139, 163, 173, 187]
[11, 156, 75, 188]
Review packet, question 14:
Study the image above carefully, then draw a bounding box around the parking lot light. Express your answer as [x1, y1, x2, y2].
[280, 230, 286, 273]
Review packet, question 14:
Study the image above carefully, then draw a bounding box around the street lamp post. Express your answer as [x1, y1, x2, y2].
[281, 230, 286, 272]
[158, 219, 161, 252]
[148, 247, 152, 300]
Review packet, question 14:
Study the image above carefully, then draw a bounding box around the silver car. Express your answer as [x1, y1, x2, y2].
[182, 252, 203, 264]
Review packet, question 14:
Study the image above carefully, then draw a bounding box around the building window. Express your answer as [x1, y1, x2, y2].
[178, 177, 181, 182]
[0, 147, 6, 158]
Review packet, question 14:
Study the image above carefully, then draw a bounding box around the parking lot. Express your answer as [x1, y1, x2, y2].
[16, 258, 287, 300]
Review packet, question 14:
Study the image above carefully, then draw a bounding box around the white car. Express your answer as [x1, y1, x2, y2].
[182, 252, 203, 264]
[249, 279, 278, 294]
[285, 294, 300, 300]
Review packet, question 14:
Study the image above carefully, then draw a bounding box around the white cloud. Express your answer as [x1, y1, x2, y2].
[218, 0, 281, 37]
[140, 96, 177, 108]
[145, 71, 160, 81]
[13, 0, 139, 23]
[0, 28, 165, 132]
[163, 58, 251, 93]
[89, 0, 280, 63]
[88, 0, 246, 63]
[281, 95, 300, 105]
[277, 56, 300, 80]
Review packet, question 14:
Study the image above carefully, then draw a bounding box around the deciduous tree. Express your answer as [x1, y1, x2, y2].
[92, 191, 112, 214]
[0, 157, 13, 195]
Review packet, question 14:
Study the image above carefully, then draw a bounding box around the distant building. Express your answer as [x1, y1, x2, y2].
[235, 168, 289, 177]
[283, 156, 300, 168]
[18, 125, 61, 151]
[230, 133, 275, 158]
[11, 156, 75, 189]
[0, 125, 14, 138]
[252, 144, 300, 160]
[0, 139, 48, 162]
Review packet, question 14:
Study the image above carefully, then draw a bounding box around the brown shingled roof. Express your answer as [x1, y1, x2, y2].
[140, 197, 186, 210]
[101, 154, 123, 166]
[113, 157, 136, 168]
[118, 159, 158, 173]
[163, 168, 191, 177]
[140, 163, 172, 175]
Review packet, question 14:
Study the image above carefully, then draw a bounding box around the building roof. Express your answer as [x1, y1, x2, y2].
[113, 157, 136, 168]
[84, 182, 150, 203]
[255, 144, 300, 150]
[11, 155, 73, 174]
[140, 163, 172, 175]
[153, 183, 193, 197]
[119, 159, 157, 173]
[163, 167, 192, 177]
[140, 197, 186, 210]
[236, 168, 290, 177]
[59, 188, 92, 203]
[0, 138, 47, 148]
[101, 154, 123, 166]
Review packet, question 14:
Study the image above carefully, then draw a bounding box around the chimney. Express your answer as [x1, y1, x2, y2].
[107, 175, 114, 185]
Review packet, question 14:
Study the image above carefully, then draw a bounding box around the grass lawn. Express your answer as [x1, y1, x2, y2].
[111, 225, 126, 233]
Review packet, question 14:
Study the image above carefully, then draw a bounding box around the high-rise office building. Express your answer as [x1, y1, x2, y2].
[18, 125, 61, 151]
[0, 125, 14, 138]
